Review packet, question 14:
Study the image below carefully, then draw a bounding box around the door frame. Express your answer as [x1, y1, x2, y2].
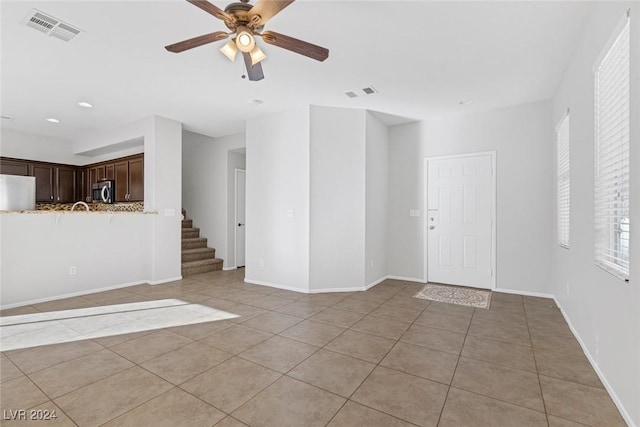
[423, 151, 497, 289]
[234, 168, 246, 269]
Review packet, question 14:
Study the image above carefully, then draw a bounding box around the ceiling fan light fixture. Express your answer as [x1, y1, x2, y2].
[220, 39, 238, 61]
[249, 46, 267, 65]
[235, 26, 255, 53]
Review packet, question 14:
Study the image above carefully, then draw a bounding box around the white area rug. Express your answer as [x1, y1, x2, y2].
[414, 283, 491, 309]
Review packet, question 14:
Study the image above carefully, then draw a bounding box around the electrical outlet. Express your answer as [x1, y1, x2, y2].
[259, 259, 265, 267]
[370, 259, 374, 268]
[69, 266, 77, 275]
[566, 281, 571, 294]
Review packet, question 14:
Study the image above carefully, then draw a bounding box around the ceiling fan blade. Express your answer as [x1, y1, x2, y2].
[186, 0, 234, 23]
[261, 31, 328, 62]
[165, 31, 228, 53]
[248, 0, 295, 27]
[242, 52, 265, 81]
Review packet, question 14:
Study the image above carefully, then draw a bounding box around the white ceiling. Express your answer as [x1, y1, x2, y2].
[1, 1, 592, 142]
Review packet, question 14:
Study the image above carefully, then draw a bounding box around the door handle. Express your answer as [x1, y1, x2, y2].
[429, 226, 435, 230]
[238, 223, 245, 227]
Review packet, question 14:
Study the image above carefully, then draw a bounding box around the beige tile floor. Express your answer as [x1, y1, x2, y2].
[0, 270, 627, 427]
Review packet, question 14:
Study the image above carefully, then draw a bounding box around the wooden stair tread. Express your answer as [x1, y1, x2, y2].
[181, 258, 223, 267]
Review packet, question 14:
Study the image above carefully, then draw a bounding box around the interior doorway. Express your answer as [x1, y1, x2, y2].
[235, 168, 246, 268]
[424, 152, 496, 289]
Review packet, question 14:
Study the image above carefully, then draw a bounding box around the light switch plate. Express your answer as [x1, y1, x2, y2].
[287, 209, 295, 218]
[409, 209, 421, 217]
[164, 208, 175, 217]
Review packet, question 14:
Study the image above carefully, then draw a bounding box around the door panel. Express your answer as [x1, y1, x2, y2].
[128, 158, 144, 201]
[114, 161, 128, 202]
[30, 164, 54, 202]
[427, 154, 493, 289]
[56, 167, 76, 203]
[236, 169, 246, 268]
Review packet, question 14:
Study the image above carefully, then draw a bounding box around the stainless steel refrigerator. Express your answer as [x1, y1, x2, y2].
[0, 174, 36, 210]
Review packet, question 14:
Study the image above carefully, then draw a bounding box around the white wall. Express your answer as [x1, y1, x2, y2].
[1, 129, 90, 165]
[148, 117, 182, 283]
[364, 112, 389, 286]
[182, 131, 245, 267]
[423, 101, 554, 293]
[551, 3, 639, 425]
[245, 108, 310, 292]
[0, 214, 151, 307]
[387, 122, 424, 281]
[0, 129, 144, 166]
[226, 150, 246, 269]
[309, 106, 366, 291]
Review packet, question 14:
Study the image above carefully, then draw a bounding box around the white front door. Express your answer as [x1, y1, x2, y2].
[235, 169, 246, 268]
[426, 153, 494, 289]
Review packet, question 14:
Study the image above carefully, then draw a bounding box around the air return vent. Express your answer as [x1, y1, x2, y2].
[22, 9, 82, 42]
[345, 85, 380, 99]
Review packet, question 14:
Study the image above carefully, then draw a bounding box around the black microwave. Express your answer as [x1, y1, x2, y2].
[92, 180, 115, 203]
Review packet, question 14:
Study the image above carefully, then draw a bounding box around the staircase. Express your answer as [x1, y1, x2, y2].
[181, 216, 223, 276]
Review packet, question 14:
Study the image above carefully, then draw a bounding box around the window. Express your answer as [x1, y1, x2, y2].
[594, 13, 630, 280]
[556, 112, 570, 248]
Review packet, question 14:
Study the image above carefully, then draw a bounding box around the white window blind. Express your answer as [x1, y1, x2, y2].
[556, 113, 570, 249]
[594, 13, 630, 280]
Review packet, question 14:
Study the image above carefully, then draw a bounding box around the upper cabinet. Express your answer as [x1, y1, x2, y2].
[0, 158, 29, 176]
[0, 153, 144, 203]
[28, 163, 76, 203]
[0, 159, 77, 203]
[113, 156, 144, 202]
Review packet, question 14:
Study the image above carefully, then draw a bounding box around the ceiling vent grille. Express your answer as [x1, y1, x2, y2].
[22, 9, 82, 42]
[345, 85, 380, 99]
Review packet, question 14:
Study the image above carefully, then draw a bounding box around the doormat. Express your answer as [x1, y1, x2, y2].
[414, 283, 491, 309]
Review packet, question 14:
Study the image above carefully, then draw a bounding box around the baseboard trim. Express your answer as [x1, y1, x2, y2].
[386, 275, 426, 283]
[243, 278, 311, 294]
[148, 276, 182, 285]
[493, 288, 555, 299]
[0, 280, 149, 310]
[553, 298, 635, 427]
[365, 276, 387, 290]
[223, 266, 237, 271]
[243, 275, 425, 295]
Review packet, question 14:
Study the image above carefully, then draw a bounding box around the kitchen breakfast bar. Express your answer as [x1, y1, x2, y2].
[0, 207, 182, 309]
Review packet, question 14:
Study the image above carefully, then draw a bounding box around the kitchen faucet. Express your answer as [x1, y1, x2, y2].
[71, 201, 90, 212]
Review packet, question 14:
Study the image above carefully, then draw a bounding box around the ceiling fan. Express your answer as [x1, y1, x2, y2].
[165, 0, 329, 81]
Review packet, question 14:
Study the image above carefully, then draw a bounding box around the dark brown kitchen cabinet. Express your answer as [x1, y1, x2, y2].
[30, 164, 55, 202]
[90, 166, 105, 185]
[78, 169, 90, 203]
[128, 157, 144, 201]
[1, 154, 143, 204]
[29, 164, 77, 203]
[105, 164, 115, 180]
[56, 166, 76, 203]
[113, 157, 144, 202]
[0, 158, 29, 176]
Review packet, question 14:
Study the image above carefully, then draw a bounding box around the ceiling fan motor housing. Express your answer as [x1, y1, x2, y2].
[223, 1, 264, 31]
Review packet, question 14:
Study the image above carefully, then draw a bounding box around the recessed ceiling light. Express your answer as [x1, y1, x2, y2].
[458, 100, 473, 106]
[77, 101, 93, 108]
[1, 115, 14, 120]
[46, 118, 60, 123]
[249, 98, 264, 106]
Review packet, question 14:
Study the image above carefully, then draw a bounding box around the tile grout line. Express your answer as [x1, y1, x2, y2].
[434, 304, 475, 426]
[322, 283, 419, 427]
[524, 300, 552, 427]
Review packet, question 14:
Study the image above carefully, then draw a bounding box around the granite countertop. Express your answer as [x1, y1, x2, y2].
[0, 201, 157, 214]
[0, 210, 158, 214]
